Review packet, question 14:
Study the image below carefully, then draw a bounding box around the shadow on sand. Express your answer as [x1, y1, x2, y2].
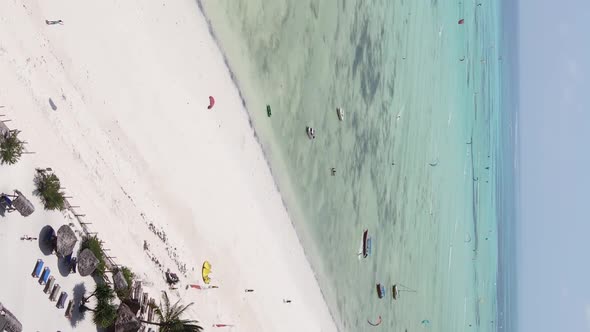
[38, 225, 55, 255]
[57, 256, 72, 277]
[70, 283, 87, 327]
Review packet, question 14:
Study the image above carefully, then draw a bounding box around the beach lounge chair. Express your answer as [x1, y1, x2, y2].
[39, 267, 51, 285]
[65, 299, 73, 318]
[32, 259, 44, 278]
[44, 276, 55, 294]
[56, 292, 68, 309]
[49, 284, 61, 301]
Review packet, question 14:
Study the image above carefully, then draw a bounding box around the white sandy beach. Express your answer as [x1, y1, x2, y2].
[0, 0, 337, 331]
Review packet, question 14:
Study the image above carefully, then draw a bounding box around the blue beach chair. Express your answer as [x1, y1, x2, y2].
[39, 267, 51, 285]
[32, 259, 44, 278]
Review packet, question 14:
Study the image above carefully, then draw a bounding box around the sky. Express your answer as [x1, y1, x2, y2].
[517, 0, 590, 331]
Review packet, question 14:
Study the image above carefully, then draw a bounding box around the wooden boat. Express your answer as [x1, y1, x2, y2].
[305, 127, 315, 139]
[358, 229, 372, 258]
[376, 284, 386, 299]
[392, 284, 416, 300]
[336, 107, 344, 121]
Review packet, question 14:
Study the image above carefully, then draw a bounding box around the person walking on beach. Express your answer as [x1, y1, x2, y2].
[45, 20, 63, 25]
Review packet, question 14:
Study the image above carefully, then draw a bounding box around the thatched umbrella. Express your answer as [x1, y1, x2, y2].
[0, 121, 9, 137]
[114, 303, 140, 332]
[113, 270, 129, 293]
[78, 248, 99, 277]
[122, 299, 140, 316]
[0, 302, 23, 332]
[56, 225, 77, 257]
[12, 191, 34, 217]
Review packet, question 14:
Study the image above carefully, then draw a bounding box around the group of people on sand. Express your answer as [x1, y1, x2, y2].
[21, 235, 37, 241]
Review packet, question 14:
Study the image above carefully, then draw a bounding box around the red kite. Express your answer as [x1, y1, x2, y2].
[368, 316, 382, 326]
[458, 19, 465, 24]
[207, 96, 215, 109]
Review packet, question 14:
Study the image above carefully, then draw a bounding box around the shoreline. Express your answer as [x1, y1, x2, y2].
[195, 1, 344, 329]
[0, 0, 338, 331]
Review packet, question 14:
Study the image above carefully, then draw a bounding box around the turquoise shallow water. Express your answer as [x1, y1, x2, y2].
[198, 1, 506, 331]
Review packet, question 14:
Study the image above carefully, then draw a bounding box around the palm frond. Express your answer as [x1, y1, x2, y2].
[0, 130, 25, 165]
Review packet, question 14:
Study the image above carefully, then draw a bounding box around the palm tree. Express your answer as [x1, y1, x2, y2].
[140, 292, 203, 331]
[84, 283, 115, 303]
[33, 169, 66, 210]
[92, 300, 118, 328]
[0, 130, 25, 165]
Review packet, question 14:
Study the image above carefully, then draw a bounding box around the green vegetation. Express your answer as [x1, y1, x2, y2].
[80, 283, 118, 329]
[92, 300, 118, 328]
[84, 283, 115, 303]
[80, 236, 106, 276]
[0, 130, 25, 165]
[140, 292, 203, 331]
[33, 169, 66, 211]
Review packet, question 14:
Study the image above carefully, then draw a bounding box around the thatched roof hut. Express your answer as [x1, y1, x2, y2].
[78, 248, 99, 277]
[122, 299, 141, 316]
[114, 303, 140, 332]
[0, 302, 23, 332]
[56, 225, 77, 257]
[113, 270, 129, 293]
[12, 191, 34, 217]
[0, 121, 9, 138]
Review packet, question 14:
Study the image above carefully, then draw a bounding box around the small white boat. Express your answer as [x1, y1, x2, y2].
[336, 107, 344, 121]
[306, 126, 315, 139]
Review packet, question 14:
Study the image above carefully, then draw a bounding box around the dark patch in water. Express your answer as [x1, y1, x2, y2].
[350, 16, 382, 105]
[310, 0, 319, 19]
[281, 4, 291, 26]
[351, 19, 369, 77]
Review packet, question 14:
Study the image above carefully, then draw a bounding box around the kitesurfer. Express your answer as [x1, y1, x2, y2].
[331, 168, 336, 176]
